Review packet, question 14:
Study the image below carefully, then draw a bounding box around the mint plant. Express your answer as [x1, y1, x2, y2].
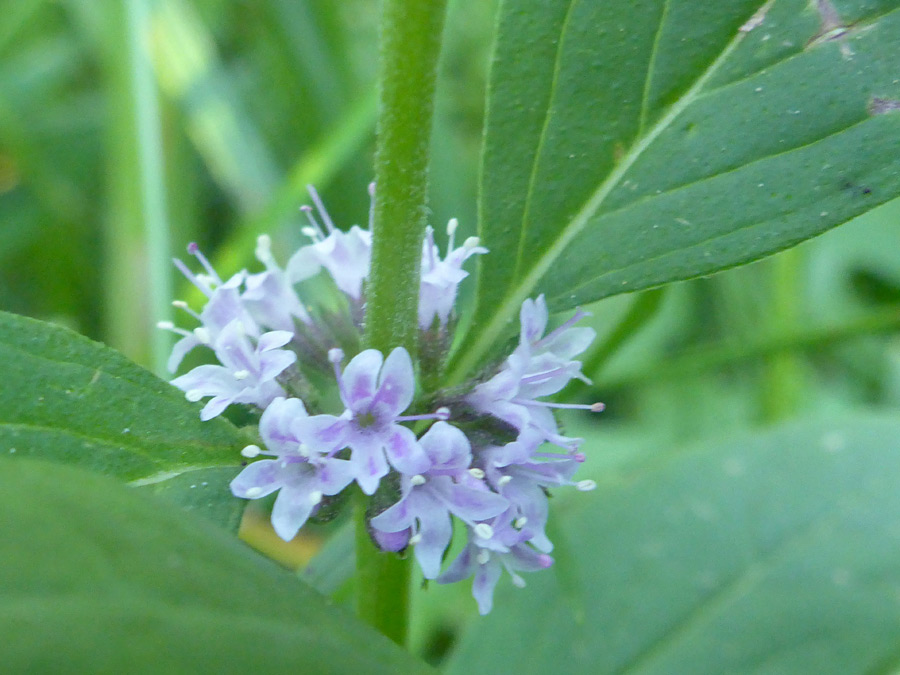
[2, 0, 900, 671]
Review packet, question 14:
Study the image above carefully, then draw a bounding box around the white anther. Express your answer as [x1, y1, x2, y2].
[256, 234, 271, 250]
[233, 369, 250, 381]
[476, 549, 491, 565]
[301, 226, 318, 239]
[468, 468, 485, 479]
[446, 218, 458, 237]
[309, 490, 323, 505]
[328, 347, 344, 364]
[497, 475, 512, 487]
[463, 236, 481, 249]
[410, 474, 426, 487]
[514, 517, 528, 529]
[171, 300, 188, 309]
[241, 444, 262, 458]
[185, 389, 203, 402]
[576, 479, 597, 492]
[408, 533, 422, 545]
[474, 523, 494, 540]
[434, 406, 451, 421]
[156, 320, 174, 330]
[591, 402, 606, 412]
[511, 573, 526, 589]
[193, 326, 211, 344]
[245, 487, 264, 498]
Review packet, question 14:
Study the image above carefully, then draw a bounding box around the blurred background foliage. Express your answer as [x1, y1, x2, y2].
[4, 0, 900, 666]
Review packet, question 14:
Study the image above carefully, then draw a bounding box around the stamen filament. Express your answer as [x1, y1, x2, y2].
[306, 185, 336, 233]
[533, 308, 589, 348]
[300, 205, 325, 240]
[187, 243, 222, 285]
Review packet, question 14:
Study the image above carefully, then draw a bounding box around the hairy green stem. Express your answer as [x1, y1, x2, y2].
[356, 0, 448, 646]
[364, 0, 448, 356]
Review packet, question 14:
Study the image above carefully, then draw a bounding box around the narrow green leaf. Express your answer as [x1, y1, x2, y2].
[0, 458, 433, 673]
[453, 0, 900, 380]
[446, 415, 900, 674]
[0, 311, 246, 524]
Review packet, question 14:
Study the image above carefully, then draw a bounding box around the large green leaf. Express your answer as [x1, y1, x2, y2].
[0, 458, 432, 673]
[453, 0, 900, 379]
[0, 311, 246, 524]
[445, 415, 900, 673]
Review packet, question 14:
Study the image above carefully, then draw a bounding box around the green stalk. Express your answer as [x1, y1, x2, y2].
[102, 0, 171, 373]
[761, 249, 803, 422]
[357, 0, 448, 646]
[592, 304, 900, 392]
[127, 0, 173, 376]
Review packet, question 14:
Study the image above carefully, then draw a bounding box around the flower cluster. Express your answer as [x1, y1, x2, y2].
[162, 186, 601, 614]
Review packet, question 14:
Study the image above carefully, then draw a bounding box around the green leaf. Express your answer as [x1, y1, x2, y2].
[0, 311, 246, 525]
[453, 0, 900, 379]
[445, 415, 900, 674]
[0, 458, 432, 673]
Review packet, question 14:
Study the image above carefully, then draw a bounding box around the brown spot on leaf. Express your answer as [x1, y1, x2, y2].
[868, 98, 900, 116]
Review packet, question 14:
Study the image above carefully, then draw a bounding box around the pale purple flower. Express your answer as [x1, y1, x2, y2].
[438, 538, 554, 615]
[287, 185, 372, 300]
[296, 347, 431, 495]
[231, 397, 355, 540]
[482, 448, 587, 553]
[512, 294, 595, 398]
[370, 422, 508, 578]
[171, 319, 295, 420]
[466, 295, 601, 453]
[159, 243, 260, 372]
[242, 234, 310, 331]
[418, 220, 487, 329]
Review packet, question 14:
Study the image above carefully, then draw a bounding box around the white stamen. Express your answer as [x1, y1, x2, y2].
[193, 327, 211, 344]
[468, 468, 485, 479]
[410, 474, 426, 486]
[408, 533, 422, 545]
[233, 369, 250, 381]
[241, 444, 261, 458]
[301, 226, 318, 239]
[514, 517, 528, 529]
[591, 402, 606, 413]
[328, 348, 344, 364]
[185, 389, 203, 402]
[498, 475, 512, 487]
[156, 321, 174, 330]
[477, 549, 491, 565]
[474, 523, 494, 540]
[576, 479, 597, 492]
[309, 490, 323, 505]
[511, 573, 526, 589]
[446, 218, 458, 250]
[255, 234, 273, 263]
[171, 300, 188, 309]
[434, 406, 451, 421]
[463, 236, 480, 249]
[245, 487, 264, 498]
